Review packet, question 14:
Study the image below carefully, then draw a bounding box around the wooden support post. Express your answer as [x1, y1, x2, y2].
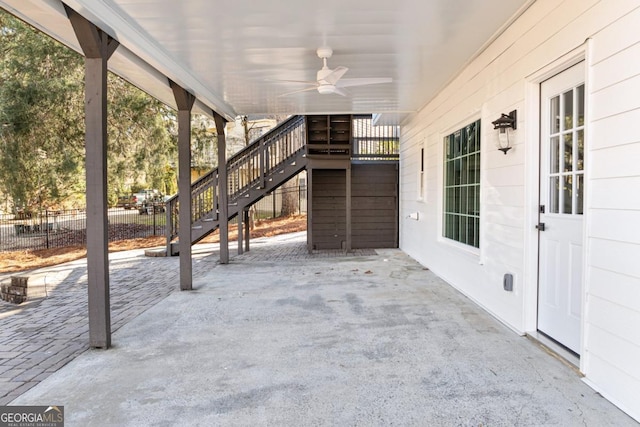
[213, 113, 229, 264]
[66, 6, 119, 349]
[170, 81, 196, 290]
[346, 165, 352, 252]
[307, 168, 313, 252]
[244, 208, 251, 252]
[259, 138, 266, 189]
[237, 204, 244, 255]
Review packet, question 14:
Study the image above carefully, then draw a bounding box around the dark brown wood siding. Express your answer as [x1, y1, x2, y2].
[311, 169, 347, 249]
[309, 163, 398, 250]
[351, 163, 398, 248]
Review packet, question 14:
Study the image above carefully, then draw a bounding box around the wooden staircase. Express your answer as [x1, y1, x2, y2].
[165, 115, 307, 255]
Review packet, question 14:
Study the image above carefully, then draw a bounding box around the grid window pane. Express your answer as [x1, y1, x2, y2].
[563, 133, 574, 172]
[443, 119, 481, 248]
[550, 96, 560, 134]
[577, 174, 584, 215]
[550, 176, 559, 214]
[563, 90, 574, 129]
[577, 85, 585, 126]
[562, 175, 573, 214]
[550, 136, 560, 174]
[577, 130, 584, 172]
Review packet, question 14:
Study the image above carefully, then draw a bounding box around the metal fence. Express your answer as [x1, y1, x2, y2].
[0, 184, 307, 253]
[252, 183, 307, 220]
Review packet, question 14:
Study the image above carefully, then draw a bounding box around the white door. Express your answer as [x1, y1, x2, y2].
[538, 63, 585, 355]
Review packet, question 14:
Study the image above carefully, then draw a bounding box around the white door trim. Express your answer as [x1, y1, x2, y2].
[523, 43, 590, 372]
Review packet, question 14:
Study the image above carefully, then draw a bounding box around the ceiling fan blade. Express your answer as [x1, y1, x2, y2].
[322, 66, 349, 85]
[277, 86, 318, 97]
[267, 78, 318, 86]
[333, 87, 349, 97]
[336, 77, 392, 88]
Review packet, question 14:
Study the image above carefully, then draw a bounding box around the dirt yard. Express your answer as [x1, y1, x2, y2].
[0, 215, 306, 273]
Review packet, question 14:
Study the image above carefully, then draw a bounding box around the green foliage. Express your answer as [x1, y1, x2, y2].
[0, 10, 224, 210]
[0, 10, 217, 211]
[0, 12, 85, 211]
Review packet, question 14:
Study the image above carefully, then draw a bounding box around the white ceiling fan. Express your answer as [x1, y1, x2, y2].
[277, 46, 392, 97]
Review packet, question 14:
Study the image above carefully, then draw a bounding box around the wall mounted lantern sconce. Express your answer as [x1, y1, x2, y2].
[492, 110, 517, 154]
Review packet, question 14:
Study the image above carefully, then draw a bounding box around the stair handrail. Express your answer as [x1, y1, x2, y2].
[166, 114, 306, 243]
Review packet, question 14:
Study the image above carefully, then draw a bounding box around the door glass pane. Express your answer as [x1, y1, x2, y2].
[550, 177, 559, 213]
[562, 175, 573, 214]
[550, 136, 560, 173]
[577, 84, 585, 126]
[577, 174, 584, 215]
[577, 130, 584, 171]
[563, 133, 573, 172]
[563, 90, 574, 129]
[550, 96, 560, 134]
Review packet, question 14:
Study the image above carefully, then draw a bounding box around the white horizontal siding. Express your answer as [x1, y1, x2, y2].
[587, 297, 640, 349]
[591, 143, 640, 179]
[589, 267, 640, 312]
[590, 177, 640, 210]
[400, 0, 640, 420]
[591, 74, 640, 120]
[585, 352, 640, 421]
[584, 325, 640, 419]
[589, 238, 640, 283]
[590, 209, 640, 245]
[591, 108, 640, 150]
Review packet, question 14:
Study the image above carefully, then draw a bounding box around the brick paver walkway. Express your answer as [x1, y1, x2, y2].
[0, 232, 372, 404]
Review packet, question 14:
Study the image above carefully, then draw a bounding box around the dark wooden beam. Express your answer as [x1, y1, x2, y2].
[346, 165, 352, 252]
[244, 208, 251, 252]
[213, 112, 229, 264]
[169, 81, 196, 290]
[65, 5, 119, 349]
[237, 204, 244, 255]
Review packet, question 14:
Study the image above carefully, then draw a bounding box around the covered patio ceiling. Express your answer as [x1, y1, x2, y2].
[0, 0, 532, 122]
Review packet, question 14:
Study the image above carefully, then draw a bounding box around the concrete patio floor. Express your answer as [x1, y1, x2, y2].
[5, 232, 638, 426]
